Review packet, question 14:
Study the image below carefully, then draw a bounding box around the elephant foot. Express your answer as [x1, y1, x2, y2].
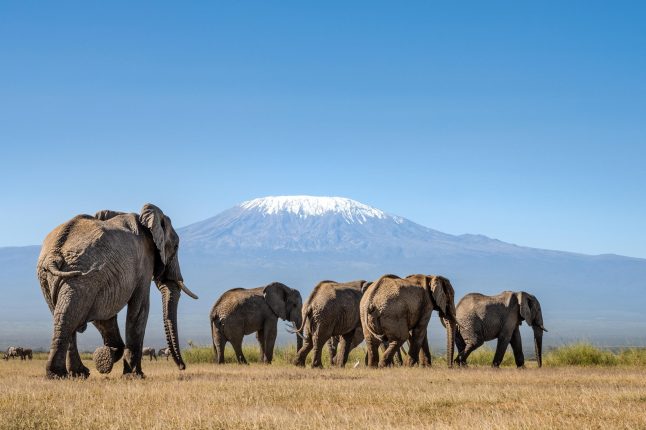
[68, 364, 90, 379]
[293, 359, 306, 367]
[46, 367, 68, 379]
[93, 346, 114, 374]
[122, 371, 145, 379]
[517, 364, 526, 370]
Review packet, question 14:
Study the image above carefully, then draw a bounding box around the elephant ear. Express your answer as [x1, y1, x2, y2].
[517, 292, 533, 325]
[95, 210, 125, 221]
[429, 276, 449, 316]
[361, 281, 372, 294]
[140, 204, 168, 265]
[263, 282, 287, 320]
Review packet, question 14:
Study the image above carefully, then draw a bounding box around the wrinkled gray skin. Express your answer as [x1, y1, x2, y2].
[210, 283, 302, 364]
[142, 347, 157, 361]
[361, 274, 457, 368]
[455, 291, 547, 368]
[295, 280, 370, 368]
[157, 347, 171, 360]
[36, 204, 198, 379]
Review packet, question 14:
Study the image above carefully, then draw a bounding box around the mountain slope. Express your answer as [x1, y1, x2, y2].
[2, 196, 646, 350]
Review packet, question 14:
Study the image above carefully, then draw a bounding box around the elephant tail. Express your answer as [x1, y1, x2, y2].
[364, 305, 385, 342]
[292, 307, 312, 340]
[41, 257, 105, 307]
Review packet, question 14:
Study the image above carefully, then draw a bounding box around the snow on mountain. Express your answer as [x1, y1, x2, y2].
[239, 196, 401, 224]
[179, 195, 468, 255]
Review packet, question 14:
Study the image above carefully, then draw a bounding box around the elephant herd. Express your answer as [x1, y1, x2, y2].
[34, 204, 546, 379]
[3, 346, 33, 360]
[141, 347, 172, 361]
[211, 275, 547, 370]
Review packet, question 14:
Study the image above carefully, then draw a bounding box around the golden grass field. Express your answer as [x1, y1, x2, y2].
[1, 346, 646, 430]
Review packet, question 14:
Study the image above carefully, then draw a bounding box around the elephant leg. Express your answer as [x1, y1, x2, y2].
[262, 320, 278, 364]
[256, 329, 266, 363]
[46, 286, 88, 379]
[310, 335, 325, 369]
[122, 285, 150, 377]
[66, 333, 89, 378]
[364, 335, 380, 368]
[214, 335, 226, 364]
[460, 339, 484, 367]
[230, 336, 247, 364]
[420, 334, 432, 367]
[93, 316, 125, 364]
[493, 335, 512, 368]
[381, 339, 404, 367]
[408, 313, 431, 367]
[337, 332, 354, 367]
[510, 326, 525, 368]
[455, 330, 467, 366]
[294, 327, 314, 367]
[327, 337, 339, 366]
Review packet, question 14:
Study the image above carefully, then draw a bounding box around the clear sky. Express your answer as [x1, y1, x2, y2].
[1, 1, 644, 257]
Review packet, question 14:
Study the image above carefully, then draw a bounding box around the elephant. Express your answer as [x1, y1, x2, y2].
[142, 347, 157, 361]
[294, 280, 370, 368]
[157, 347, 171, 360]
[3, 346, 22, 360]
[210, 282, 303, 364]
[36, 204, 198, 379]
[19, 348, 33, 360]
[361, 274, 457, 368]
[455, 291, 547, 368]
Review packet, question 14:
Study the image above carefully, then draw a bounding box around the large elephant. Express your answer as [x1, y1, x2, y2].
[294, 280, 370, 368]
[210, 282, 302, 364]
[361, 274, 457, 368]
[36, 204, 198, 379]
[455, 291, 547, 368]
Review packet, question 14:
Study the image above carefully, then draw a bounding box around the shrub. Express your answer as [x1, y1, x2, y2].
[617, 348, 646, 367]
[544, 343, 618, 367]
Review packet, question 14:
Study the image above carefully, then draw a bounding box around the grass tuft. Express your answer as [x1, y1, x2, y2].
[544, 343, 618, 367]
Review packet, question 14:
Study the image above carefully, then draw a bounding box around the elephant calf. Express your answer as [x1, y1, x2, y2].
[294, 280, 370, 368]
[455, 291, 547, 368]
[210, 282, 302, 364]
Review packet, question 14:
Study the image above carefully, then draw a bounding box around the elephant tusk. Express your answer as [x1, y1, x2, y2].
[178, 281, 198, 300]
[285, 322, 305, 339]
[540, 326, 548, 332]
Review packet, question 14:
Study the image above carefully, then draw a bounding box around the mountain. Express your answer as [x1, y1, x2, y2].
[2, 196, 646, 351]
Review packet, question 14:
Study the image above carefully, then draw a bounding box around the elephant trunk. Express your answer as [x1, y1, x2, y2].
[445, 317, 455, 368]
[161, 283, 186, 370]
[533, 326, 543, 368]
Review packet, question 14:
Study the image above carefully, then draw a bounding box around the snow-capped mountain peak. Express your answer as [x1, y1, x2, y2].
[239, 196, 395, 224]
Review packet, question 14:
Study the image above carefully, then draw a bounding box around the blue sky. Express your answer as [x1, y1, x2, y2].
[1, 1, 644, 257]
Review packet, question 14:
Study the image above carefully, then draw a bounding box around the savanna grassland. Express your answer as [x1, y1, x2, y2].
[1, 345, 646, 430]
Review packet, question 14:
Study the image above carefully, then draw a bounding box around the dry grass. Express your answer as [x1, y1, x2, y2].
[2, 353, 646, 430]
